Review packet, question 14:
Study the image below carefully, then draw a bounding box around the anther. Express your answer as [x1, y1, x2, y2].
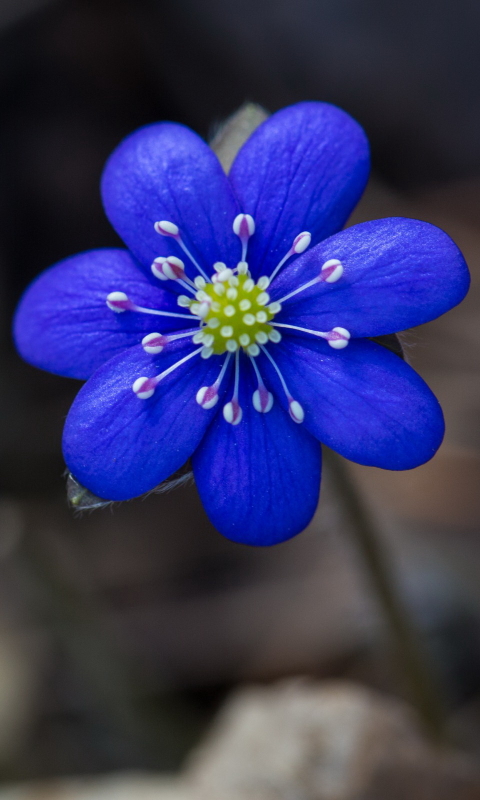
[132, 377, 156, 400]
[269, 231, 312, 282]
[151, 256, 186, 282]
[320, 258, 343, 283]
[141, 333, 168, 354]
[288, 400, 305, 424]
[256, 292, 270, 306]
[233, 213, 255, 262]
[106, 291, 133, 312]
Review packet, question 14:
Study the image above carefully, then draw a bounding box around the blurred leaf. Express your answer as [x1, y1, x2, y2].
[210, 102, 269, 173]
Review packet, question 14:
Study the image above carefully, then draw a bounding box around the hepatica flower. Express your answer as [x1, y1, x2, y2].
[14, 103, 469, 545]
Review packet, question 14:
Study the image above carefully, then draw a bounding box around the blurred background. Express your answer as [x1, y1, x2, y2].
[1, 0, 480, 796]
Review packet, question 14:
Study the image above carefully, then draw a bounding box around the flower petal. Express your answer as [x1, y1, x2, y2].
[101, 123, 240, 279]
[272, 218, 470, 337]
[63, 339, 223, 499]
[13, 249, 187, 380]
[192, 361, 321, 545]
[261, 337, 444, 470]
[229, 102, 370, 278]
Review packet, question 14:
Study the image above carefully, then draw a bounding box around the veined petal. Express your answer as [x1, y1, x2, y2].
[192, 363, 321, 545]
[13, 249, 185, 380]
[229, 102, 369, 278]
[262, 337, 445, 470]
[101, 123, 240, 279]
[63, 339, 222, 499]
[272, 218, 470, 337]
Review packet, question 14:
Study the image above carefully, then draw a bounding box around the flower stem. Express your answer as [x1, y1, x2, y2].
[325, 449, 448, 743]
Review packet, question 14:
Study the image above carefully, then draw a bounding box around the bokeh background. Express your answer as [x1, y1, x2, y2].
[1, 0, 480, 792]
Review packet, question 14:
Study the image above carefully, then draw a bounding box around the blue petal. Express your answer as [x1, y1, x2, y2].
[271, 218, 470, 337]
[192, 360, 321, 546]
[101, 123, 240, 280]
[261, 337, 445, 470]
[13, 249, 187, 380]
[229, 102, 370, 278]
[63, 339, 223, 499]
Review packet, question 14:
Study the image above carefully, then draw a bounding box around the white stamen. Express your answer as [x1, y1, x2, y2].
[132, 347, 202, 399]
[239, 333, 250, 346]
[213, 262, 227, 273]
[201, 346, 214, 359]
[247, 343, 260, 356]
[237, 261, 249, 274]
[257, 276, 270, 290]
[268, 329, 282, 343]
[260, 346, 304, 424]
[243, 278, 254, 292]
[269, 231, 312, 282]
[243, 313, 255, 326]
[256, 292, 270, 306]
[223, 351, 243, 425]
[194, 276, 206, 289]
[268, 301, 282, 314]
[206, 317, 220, 329]
[255, 331, 268, 344]
[220, 325, 233, 338]
[196, 353, 232, 409]
[226, 287, 238, 300]
[233, 213, 255, 262]
[178, 295, 192, 307]
[154, 220, 209, 281]
[250, 356, 274, 414]
[256, 311, 268, 323]
[239, 299, 251, 311]
[106, 292, 192, 320]
[275, 258, 344, 305]
[214, 283, 226, 296]
[224, 305, 236, 317]
[272, 322, 351, 348]
[226, 339, 239, 352]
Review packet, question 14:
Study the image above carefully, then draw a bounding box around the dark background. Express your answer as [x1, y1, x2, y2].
[1, 0, 480, 785]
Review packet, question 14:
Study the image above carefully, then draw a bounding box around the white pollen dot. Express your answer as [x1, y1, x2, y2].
[239, 299, 251, 311]
[224, 305, 236, 317]
[211, 302, 221, 312]
[255, 331, 268, 344]
[202, 333, 214, 347]
[195, 290, 209, 302]
[214, 283, 226, 296]
[243, 313, 255, 326]
[289, 400, 305, 424]
[268, 329, 282, 343]
[237, 261, 249, 274]
[226, 287, 238, 300]
[226, 339, 239, 352]
[228, 275, 239, 287]
[247, 343, 260, 356]
[207, 317, 220, 328]
[217, 269, 233, 282]
[244, 279, 254, 292]
[201, 346, 214, 359]
[292, 231, 311, 254]
[177, 295, 191, 307]
[239, 333, 250, 346]
[256, 292, 270, 306]
[213, 261, 227, 273]
[190, 302, 201, 316]
[256, 311, 268, 323]
[194, 276, 206, 288]
[220, 325, 234, 338]
[192, 331, 205, 344]
[257, 276, 270, 290]
[268, 302, 282, 314]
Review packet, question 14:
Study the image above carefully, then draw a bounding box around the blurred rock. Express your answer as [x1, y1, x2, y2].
[186, 679, 480, 800]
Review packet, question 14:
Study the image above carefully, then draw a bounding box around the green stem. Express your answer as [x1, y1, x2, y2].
[326, 450, 447, 743]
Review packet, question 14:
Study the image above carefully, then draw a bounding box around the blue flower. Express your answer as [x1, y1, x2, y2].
[14, 102, 469, 546]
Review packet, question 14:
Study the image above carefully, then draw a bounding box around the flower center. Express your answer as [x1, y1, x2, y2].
[182, 269, 282, 357]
